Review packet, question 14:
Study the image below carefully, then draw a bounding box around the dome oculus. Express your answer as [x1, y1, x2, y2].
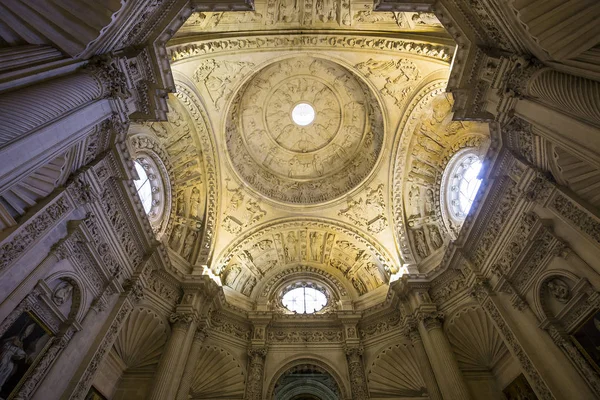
[226, 57, 384, 205]
[291, 103, 315, 126]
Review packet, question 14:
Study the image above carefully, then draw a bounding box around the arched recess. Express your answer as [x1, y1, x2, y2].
[391, 78, 490, 269]
[266, 357, 350, 400]
[44, 271, 87, 324]
[445, 306, 515, 399]
[215, 217, 396, 302]
[367, 343, 427, 397]
[172, 79, 221, 266]
[93, 307, 169, 400]
[189, 345, 245, 399]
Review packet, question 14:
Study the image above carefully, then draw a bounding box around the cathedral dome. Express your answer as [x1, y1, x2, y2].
[225, 56, 384, 205]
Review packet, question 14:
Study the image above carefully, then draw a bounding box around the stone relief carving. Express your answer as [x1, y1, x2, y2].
[546, 278, 570, 303]
[267, 328, 342, 342]
[217, 219, 394, 297]
[193, 59, 255, 110]
[221, 179, 267, 234]
[52, 281, 73, 306]
[339, 183, 388, 234]
[226, 56, 384, 204]
[355, 57, 420, 108]
[170, 35, 451, 64]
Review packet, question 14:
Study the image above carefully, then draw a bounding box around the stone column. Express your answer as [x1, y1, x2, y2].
[245, 347, 267, 400]
[502, 56, 600, 127]
[345, 346, 369, 400]
[406, 323, 443, 400]
[148, 312, 197, 400]
[0, 56, 129, 148]
[417, 312, 471, 400]
[175, 327, 207, 400]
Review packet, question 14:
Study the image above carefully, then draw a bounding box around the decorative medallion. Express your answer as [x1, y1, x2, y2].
[226, 56, 384, 205]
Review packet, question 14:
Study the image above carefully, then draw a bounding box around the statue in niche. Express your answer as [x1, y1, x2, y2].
[316, 0, 337, 22]
[366, 262, 384, 286]
[223, 264, 241, 287]
[408, 185, 421, 218]
[547, 278, 570, 303]
[429, 225, 443, 249]
[52, 281, 73, 306]
[189, 187, 200, 219]
[285, 232, 298, 261]
[242, 277, 257, 296]
[276, 0, 299, 23]
[176, 191, 185, 215]
[182, 230, 197, 259]
[352, 276, 367, 295]
[414, 229, 429, 258]
[309, 232, 323, 261]
[170, 225, 183, 249]
[424, 189, 435, 216]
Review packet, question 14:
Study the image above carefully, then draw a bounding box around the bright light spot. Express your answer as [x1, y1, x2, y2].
[134, 161, 152, 214]
[291, 103, 315, 126]
[282, 287, 327, 313]
[457, 160, 482, 216]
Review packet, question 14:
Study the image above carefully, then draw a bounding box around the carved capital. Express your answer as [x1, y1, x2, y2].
[124, 279, 145, 304]
[194, 326, 208, 342]
[83, 55, 131, 99]
[501, 56, 544, 98]
[66, 176, 97, 207]
[169, 312, 196, 330]
[248, 346, 268, 361]
[416, 310, 444, 331]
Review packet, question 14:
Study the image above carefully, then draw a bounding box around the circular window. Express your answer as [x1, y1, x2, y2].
[133, 157, 165, 223]
[445, 152, 483, 220]
[134, 160, 153, 213]
[281, 285, 327, 314]
[291, 103, 316, 126]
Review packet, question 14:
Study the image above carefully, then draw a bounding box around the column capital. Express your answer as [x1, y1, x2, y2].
[82, 55, 131, 99]
[194, 326, 208, 342]
[248, 346, 268, 360]
[500, 55, 545, 98]
[344, 345, 364, 359]
[415, 310, 444, 331]
[169, 311, 197, 330]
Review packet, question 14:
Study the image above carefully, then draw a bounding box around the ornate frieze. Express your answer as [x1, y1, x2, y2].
[0, 196, 71, 272]
[209, 310, 251, 340]
[358, 310, 402, 339]
[267, 328, 342, 343]
[551, 193, 600, 246]
[169, 35, 452, 63]
[339, 184, 388, 234]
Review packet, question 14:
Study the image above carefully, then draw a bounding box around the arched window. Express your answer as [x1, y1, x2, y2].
[281, 284, 328, 314]
[441, 149, 484, 229]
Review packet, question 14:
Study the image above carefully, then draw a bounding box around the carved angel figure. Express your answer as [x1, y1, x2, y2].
[546, 278, 570, 303]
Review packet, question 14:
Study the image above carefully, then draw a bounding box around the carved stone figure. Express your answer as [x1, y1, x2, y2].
[170, 225, 184, 249]
[189, 187, 200, 219]
[52, 281, 73, 306]
[429, 225, 443, 249]
[242, 277, 257, 296]
[425, 189, 435, 216]
[182, 230, 197, 259]
[414, 229, 429, 258]
[546, 278, 570, 303]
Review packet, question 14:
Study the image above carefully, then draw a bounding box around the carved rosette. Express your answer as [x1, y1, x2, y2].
[345, 346, 369, 399]
[226, 56, 384, 205]
[246, 347, 268, 400]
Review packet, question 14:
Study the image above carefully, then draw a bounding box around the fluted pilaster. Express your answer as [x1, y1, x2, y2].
[175, 327, 208, 400]
[407, 323, 443, 400]
[417, 312, 471, 400]
[149, 312, 197, 400]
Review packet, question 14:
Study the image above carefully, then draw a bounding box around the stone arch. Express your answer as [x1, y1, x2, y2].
[172, 80, 221, 265]
[391, 77, 490, 267]
[532, 269, 581, 323]
[44, 270, 86, 323]
[215, 217, 397, 300]
[189, 345, 245, 399]
[266, 356, 350, 400]
[367, 343, 427, 397]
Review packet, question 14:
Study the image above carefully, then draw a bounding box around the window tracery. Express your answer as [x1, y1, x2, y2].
[277, 281, 332, 314]
[441, 149, 484, 231]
